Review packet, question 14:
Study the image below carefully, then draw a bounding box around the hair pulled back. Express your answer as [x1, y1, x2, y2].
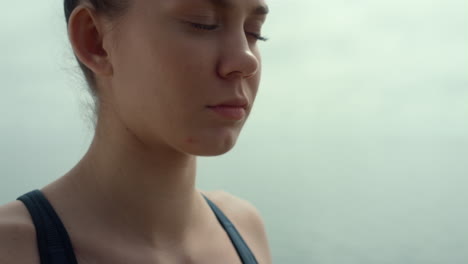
[63, 0, 130, 126]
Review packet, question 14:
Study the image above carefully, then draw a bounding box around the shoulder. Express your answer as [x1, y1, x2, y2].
[0, 201, 39, 264]
[201, 190, 272, 264]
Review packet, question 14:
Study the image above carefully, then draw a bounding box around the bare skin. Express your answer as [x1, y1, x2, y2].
[0, 0, 271, 263]
[0, 189, 271, 263]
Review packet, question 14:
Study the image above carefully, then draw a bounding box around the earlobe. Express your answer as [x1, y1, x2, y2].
[68, 6, 113, 76]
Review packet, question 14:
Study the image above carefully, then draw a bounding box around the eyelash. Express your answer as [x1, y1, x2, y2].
[189, 23, 269, 42]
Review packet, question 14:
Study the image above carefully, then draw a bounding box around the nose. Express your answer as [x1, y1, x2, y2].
[217, 32, 260, 81]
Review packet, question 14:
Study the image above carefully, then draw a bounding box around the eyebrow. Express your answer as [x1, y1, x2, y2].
[208, 0, 270, 16]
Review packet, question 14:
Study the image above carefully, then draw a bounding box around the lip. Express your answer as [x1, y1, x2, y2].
[207, 98, 248, 120]
[207, 105, 246, 120]
[208, 98, 248, 109]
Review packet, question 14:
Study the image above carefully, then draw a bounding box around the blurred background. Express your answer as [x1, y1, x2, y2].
[1, 0, 467, 263]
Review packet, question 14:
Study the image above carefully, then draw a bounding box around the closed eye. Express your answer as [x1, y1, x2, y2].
[190, 23, 219, 31]
[189, 23, 268, 42]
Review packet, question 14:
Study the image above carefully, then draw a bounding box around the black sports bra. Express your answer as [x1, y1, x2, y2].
[17, 189, 258, 264]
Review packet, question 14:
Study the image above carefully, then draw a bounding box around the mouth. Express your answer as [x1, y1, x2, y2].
[208, 98, 248, 109]
[207, 97, 249, 120]
[207, 105, 246, 121]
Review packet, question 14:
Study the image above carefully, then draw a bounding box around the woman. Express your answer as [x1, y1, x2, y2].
[0, 0, 272, 263]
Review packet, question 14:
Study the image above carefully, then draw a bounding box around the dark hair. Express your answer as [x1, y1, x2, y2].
[64, 0, 130, 127]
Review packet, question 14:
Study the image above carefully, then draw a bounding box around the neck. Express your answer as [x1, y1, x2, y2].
[50, 110, 208, 249]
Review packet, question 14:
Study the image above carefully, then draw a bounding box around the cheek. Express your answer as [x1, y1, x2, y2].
[248, 72, 261, 99]
[149, 44, 214, 112]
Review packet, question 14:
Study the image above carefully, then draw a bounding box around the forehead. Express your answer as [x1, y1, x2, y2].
[159, 0, 269, 16]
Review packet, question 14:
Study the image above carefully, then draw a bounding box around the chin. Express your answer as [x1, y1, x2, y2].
[179, 135, 239, 157]
[193, 146, 235, 157]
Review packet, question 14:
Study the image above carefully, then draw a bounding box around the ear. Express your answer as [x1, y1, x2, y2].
[67, 5, 113, 77]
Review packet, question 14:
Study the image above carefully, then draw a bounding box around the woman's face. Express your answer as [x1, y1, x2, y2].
[104, 0, 269, 156]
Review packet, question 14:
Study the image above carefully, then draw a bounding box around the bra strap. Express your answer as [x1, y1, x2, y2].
[17, 190, 78, 264]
